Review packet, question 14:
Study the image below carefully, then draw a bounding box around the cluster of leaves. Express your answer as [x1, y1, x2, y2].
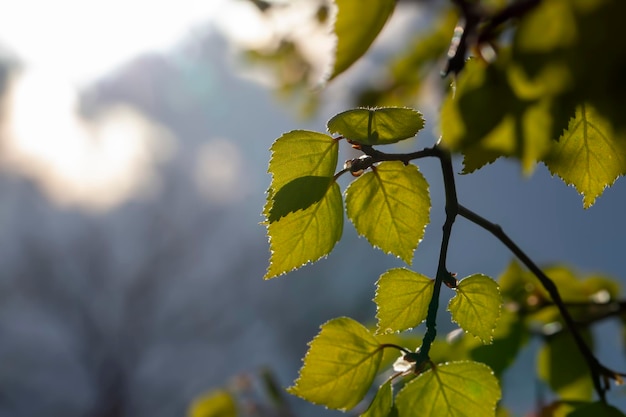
[263, 109, 505, 414]
[441, 0, 626, 207]
[262, 106, 625, 416]
[257, 0, 626, 416]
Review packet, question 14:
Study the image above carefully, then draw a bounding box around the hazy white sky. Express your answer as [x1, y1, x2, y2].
[0, 0, 230, 85]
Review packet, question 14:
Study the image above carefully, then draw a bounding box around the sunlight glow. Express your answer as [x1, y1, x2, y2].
[1, 70, 174, 211]
[0, 0, 228, 85]
[0, 0, 227, 209]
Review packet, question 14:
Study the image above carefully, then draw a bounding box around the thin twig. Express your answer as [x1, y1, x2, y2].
[458, 204, 625, 400]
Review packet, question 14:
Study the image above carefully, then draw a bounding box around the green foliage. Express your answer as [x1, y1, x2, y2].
[375, 268, 434, 334]
[360, 380, 395, 417]
[330, 0, 395, 79]
[260, 0, 626, 415]
[448, 274, 502, 344]
[327, 108, 425, 145]
[544, 103, 626, 208]
[264, 130, 342, 278]
[537, 329, 594, 401]
[288, 317, 384, 410]
[188, 390, 236, 417]
[439, 0, 626, 205]
[395, 361, 501, 417]
[345, 162, 430, 263]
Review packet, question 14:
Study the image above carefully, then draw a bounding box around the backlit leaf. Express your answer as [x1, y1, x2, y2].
[328, 107, 425, 145]
[264, 130, 338, 217]
[345, 161, 430, 264]
[543, 103, 626, 208]
[360, 380, 394, 417]
[396, 361, 501, 417]
[264, 130, 342, 278]
[375, 268, 434, 334]
[188, 390, 236, 417]
[265, 182, 343, 278]
[448, 274, 502, 344]
[330, 0, 396, 79]
[288, 317, 383, 410]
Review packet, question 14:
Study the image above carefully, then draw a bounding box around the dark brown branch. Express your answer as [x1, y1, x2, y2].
[458, 204, 625, 400]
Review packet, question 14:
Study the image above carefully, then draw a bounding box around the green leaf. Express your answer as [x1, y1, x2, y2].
[469, 309, 529, 377]
[395, 361, 501, 417]
[288, 317, 384, 411]
[568, 402, 626, 417]
[268, 176, 333, 222]
[188, 390, 236, 417]
[375, 268, 434, 334]
[345, 161, 430, 264]
[330, 0, 396, 79]
[360, 380, 394, 417]
[543, 103, 626, 208]
[264, 130, 339, 217]
[537, 330, 594, 401]
[264, 130, 342, 279]
[440, 57, 557, 174]
[327, 107, 425, 145]
[448, 274, 502, 344]
[265, 182, 343, 279]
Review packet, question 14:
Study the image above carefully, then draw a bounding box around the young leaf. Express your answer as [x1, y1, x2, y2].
[345, 161, 430, 264]
[188, 390, 237, 417]
[329, 0, 396, 79]
[288, 317, 384, 411]
[360, 379, 394, 417]
[448, 274, 502, 344]
[543, 103, 626, 208]
[375, 268, 434, 334]
[327, 107, 425, 145]
[264, 130, 342, 278]
[395, 361, 501, 417]
[265, 182, 343, 278]
[265, 130, 339, 217]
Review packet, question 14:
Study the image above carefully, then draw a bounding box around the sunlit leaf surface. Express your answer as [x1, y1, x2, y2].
[360, 379, 394, 417]
[396, 361, 501, 417]
[265, 182, 342, 278]
[543, 104, 626, 208]
[288, 317, 383, 410]
[328, 107, 424, 145]
[448, 274, 502, 344]
[330, 0, 396, 79]
[264, 130, 338, 217]
[375, 268, 434, 334]
[345, 162, 430, 264]
[264, 130, 342, 278]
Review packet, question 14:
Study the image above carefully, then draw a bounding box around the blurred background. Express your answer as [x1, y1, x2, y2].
[0, 1, 625, 416]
